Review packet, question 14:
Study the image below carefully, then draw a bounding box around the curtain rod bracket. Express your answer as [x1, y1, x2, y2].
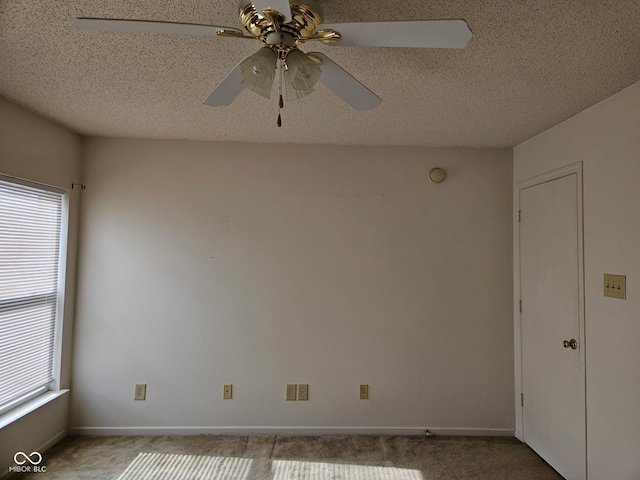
[72, 183, 86, 190]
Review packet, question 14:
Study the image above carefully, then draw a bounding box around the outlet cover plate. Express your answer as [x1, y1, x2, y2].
[298, 384, 309, 401]
[286, 384, 297, 401]
[135, 384, 146, 401]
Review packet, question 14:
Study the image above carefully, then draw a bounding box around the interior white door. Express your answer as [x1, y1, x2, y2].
[519, 172, 585, 480]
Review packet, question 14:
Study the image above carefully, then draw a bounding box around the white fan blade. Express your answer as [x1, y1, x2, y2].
[203, 61, 245, 107]
[310, 53, 381, 111]
[250, 0, 292, 23]
[319, 19, 472, 48]
[73, 18, 241, 36]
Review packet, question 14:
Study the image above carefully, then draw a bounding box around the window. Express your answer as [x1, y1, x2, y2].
[0, 175, 66, 414]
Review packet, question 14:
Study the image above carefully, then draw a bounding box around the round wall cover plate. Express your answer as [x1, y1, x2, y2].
[429, 168, 446, 183]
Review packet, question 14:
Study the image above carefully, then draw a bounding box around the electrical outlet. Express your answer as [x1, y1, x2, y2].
[286, 384, 297, 401]
[134, 384, 146, 401]
[360, 384, 369, 400]
[298, 384, 309, 401]
[604, 274, 626, 299]
[223, 384, 232, 399]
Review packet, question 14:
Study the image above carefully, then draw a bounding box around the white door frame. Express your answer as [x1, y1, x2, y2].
[513, 162, 587, 476]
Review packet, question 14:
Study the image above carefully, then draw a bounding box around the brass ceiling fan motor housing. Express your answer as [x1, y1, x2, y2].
[239, 0, 333, 44]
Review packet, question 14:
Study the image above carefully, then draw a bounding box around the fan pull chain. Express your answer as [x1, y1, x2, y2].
[277, 54, 284, 127]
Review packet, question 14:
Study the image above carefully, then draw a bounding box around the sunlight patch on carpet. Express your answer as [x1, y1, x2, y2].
[117, 453, 425, 479]
[272, 460, 425, 479]
[116, 453, 253, 480]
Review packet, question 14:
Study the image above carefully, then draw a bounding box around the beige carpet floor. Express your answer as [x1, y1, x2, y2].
[16, 435, 564, 479]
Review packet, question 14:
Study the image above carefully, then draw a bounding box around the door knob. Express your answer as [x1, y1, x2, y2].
[563, 339, 578, 349]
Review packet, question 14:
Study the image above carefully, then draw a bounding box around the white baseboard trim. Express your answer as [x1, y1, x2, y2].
[68, 426, 514, 437]
[37, 428, 68, 452]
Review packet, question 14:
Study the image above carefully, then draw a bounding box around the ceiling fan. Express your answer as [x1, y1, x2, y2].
[73, 0, 472, 126]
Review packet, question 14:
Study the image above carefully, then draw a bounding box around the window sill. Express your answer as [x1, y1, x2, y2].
[0, 390, 69, 429]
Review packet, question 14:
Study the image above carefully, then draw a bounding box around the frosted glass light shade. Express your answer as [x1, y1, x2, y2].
[240, 47, 277, 99]
[283, 48, 321, 100]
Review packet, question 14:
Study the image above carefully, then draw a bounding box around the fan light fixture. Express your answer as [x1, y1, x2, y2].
[73, 0, 473, 126]
[239, 41, 322, 125]
[240, 46, 321, 101]
[240, 46, 277, 98]
[283, 48, 321, 100]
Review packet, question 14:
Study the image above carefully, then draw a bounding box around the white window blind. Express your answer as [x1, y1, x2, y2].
[0, 177, 64, 410]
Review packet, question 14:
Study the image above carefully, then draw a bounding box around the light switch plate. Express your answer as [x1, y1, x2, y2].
[223, 384, 232, 399]
[604, 274, 626, 299]
[360, 384, 369, 400]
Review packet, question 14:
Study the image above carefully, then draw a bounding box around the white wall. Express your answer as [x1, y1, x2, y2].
[0, 96, 82, 475]
[514, 81, 640, 479]
[71, 138, 514, 435]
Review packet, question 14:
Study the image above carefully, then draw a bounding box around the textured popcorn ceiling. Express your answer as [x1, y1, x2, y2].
[1, 0, 639, 147]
